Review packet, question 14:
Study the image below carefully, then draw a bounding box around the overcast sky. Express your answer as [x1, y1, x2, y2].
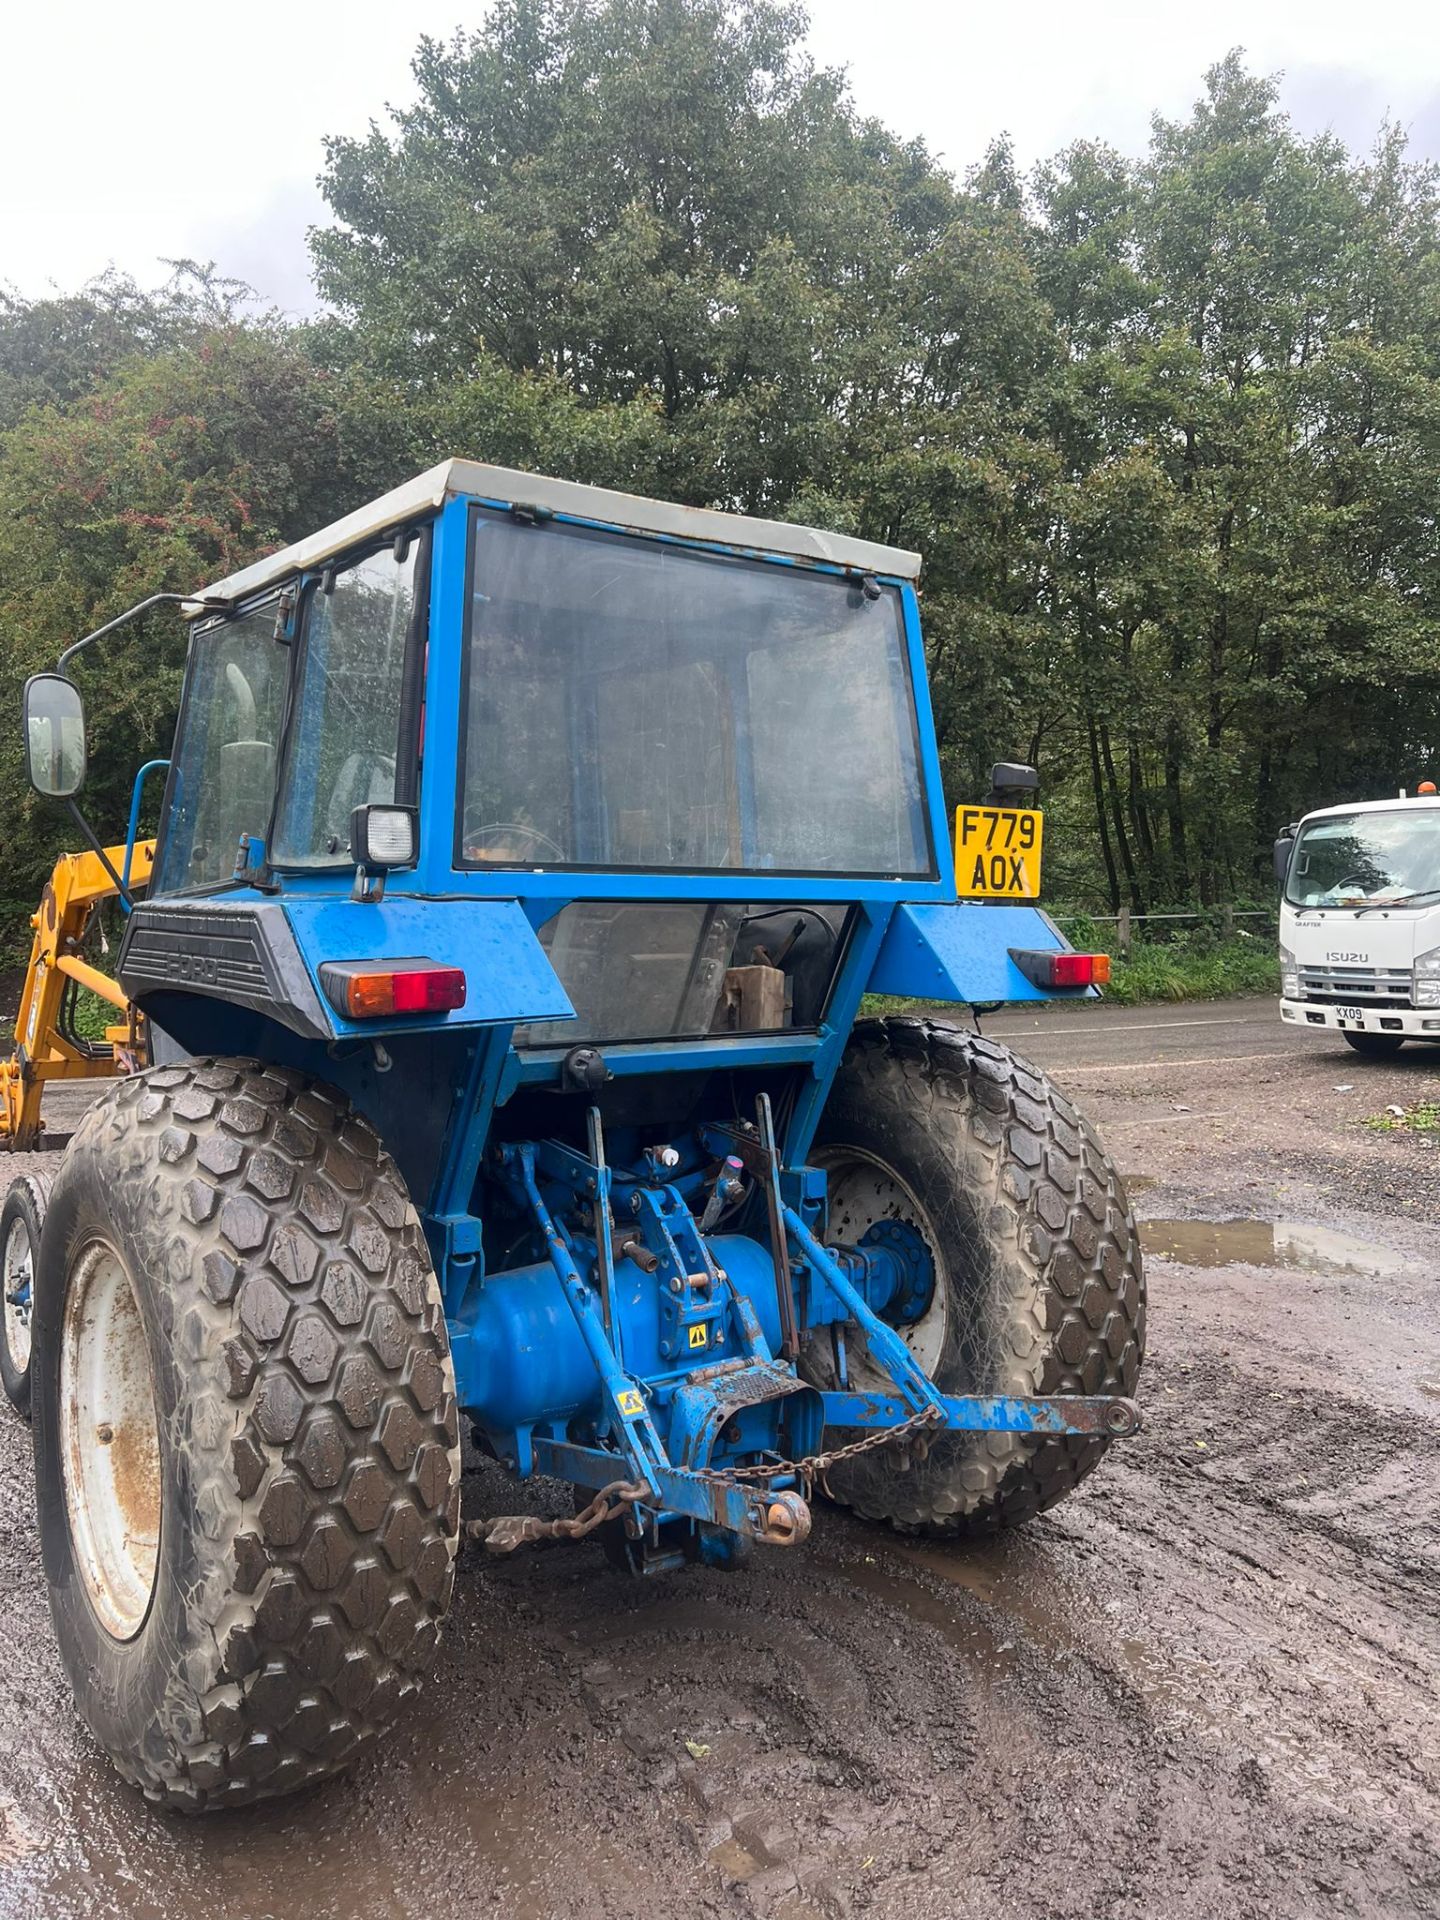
[5, 1, 1438, 315]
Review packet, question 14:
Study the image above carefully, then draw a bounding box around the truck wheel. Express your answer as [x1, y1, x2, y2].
[1, 1173, 48, 1418]
[31, 1059, 460, 1811]
[1342, 1032, 1404, 1058]
[806, 1018, 1144, 1536]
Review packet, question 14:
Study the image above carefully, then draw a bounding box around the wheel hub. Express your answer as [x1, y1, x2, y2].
[856, 1217, 935, 1326]
[3, 1214, 33, 1375]
[813, 1147, 949, 1376]
[59, 1241, 162, 1641]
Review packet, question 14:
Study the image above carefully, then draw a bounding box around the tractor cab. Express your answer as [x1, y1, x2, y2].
[140, 464, 941, 1072]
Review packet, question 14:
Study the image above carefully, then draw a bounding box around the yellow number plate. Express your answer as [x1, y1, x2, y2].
[954, 806, 1043, 899]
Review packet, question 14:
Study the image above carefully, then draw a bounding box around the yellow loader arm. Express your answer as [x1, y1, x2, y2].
[0, 840, 154, 1151]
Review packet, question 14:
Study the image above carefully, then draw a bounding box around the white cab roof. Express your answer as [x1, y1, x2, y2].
[188, 459, 922, 609]
[1299, 795, 1440, 824]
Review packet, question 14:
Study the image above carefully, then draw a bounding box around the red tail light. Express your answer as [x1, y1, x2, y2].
[1009, 948, 1111, 990]
[1044, 951, 1111, 988]
[320, 959, 467, 1019]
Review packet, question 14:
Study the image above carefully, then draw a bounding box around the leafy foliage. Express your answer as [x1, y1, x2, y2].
[0, 323, 348, 892]
[1101, 934, 1280, 1007]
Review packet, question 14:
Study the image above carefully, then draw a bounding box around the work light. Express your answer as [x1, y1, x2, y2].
[350, 804, 418, 870]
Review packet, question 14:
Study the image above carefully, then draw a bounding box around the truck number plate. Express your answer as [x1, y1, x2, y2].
[1334, 1006, 1366, 1024]
[955, 807, 1043, 899]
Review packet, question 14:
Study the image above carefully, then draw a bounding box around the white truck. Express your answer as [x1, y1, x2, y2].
[1276, 790, 1440, 1057]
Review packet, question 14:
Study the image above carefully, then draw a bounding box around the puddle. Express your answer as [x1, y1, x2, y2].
[1122, 1174, 1157, 1194]
[831, 1552, 1021, 1673]
[1139, 1217, 1406, 1278]
[1117, 1639, 1226, 1738]
[824, 1535, 1100, 1683]
[706, 1837, 762, 1883]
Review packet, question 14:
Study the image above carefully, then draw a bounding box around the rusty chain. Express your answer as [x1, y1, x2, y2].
[466, 1478, 650, 1555]
[468, 1407, 945, 1554]
[694, 1401, 945, 1496]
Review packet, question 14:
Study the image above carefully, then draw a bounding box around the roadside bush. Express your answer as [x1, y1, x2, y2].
[1103, 934, 1279, 1005]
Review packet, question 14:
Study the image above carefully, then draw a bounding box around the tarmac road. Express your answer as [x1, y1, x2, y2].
[985, 995, 1358, 1070]
[0, 995, 1436, 1920]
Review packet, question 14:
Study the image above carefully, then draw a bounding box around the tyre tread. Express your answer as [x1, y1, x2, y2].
[813, 1017, 1144, 1536]
[44, 1059, 459, 1811]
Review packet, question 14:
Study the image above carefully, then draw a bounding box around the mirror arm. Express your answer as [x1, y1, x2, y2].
[65, 798, 134, 911]
[58, 592, 231, 675]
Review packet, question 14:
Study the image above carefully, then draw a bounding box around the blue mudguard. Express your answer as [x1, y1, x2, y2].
[866, 901, 1093, 1005]
[284, 895, 576, 1035]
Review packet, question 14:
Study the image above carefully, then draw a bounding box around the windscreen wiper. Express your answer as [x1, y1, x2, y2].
[1353, 889, 1440, 916]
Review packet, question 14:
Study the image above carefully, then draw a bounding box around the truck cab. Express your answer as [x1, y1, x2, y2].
[1277, 793, 1440, 1055]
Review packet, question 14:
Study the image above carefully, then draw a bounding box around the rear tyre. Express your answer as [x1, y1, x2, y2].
[32, 1059, 461, 1810]
[806, 1018, 1144, 1536]
[1342, 1031, 1405, 1058]
[0, 1173, 48, 1418]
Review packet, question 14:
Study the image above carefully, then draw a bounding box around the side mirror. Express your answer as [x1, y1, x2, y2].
[23, 672, 87, 799]
[1273, 828, 1297, 887]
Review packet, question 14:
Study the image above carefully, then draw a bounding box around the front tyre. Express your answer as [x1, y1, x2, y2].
[0, 1173, 48, 1418]
[32, 1060, 461, 1811]
[807, 1018, 1144, 1536]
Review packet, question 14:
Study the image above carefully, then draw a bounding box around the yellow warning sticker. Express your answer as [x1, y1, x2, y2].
[688, 1324, 709, 1350]
[617, 1388, 644, 1417]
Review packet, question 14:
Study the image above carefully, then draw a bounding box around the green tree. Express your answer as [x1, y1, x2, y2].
[0, 262, 255, 431]
[311, 0, 963, 512]
[1029, 56, 1440, 905]
[0, 325, 347, 894]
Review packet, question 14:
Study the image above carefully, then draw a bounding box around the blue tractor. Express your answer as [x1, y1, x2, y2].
[14, 463, 1143, 1810]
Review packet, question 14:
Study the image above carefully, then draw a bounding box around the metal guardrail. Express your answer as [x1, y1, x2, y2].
[1049, 905, 1276, 956]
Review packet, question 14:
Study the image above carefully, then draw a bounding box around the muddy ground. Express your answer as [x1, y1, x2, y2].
[0, 999, 1436, 1920]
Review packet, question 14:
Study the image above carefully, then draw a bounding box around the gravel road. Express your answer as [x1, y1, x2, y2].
[0, 997, 1436, 1920]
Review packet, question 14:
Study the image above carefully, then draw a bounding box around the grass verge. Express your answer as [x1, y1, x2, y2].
[1102, 935, 1279, 1005]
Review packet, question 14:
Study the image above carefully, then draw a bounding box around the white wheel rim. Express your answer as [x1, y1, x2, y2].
[3, 1214, 34, 1376]
[59, 1241, 162, 1641]
[814, 1147, 950, 1377]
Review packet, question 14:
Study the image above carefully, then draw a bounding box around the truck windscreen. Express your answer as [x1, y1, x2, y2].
[458, 511, 931, 876]
[1287, 810, 1440, 908]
